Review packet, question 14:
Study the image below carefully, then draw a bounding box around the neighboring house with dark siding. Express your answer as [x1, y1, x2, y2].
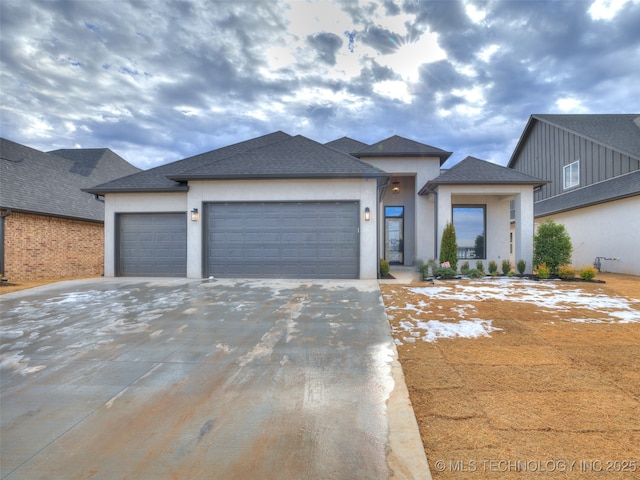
[0, 138, 140, 282]
[508, 114, 640, 275]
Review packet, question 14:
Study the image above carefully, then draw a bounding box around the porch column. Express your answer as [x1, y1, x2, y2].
[514, 189, 534, 274]
[435, 186, 452, 260]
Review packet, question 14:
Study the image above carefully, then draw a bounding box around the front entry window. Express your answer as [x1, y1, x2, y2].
[385, 206, 404, 264]
[453, 205, 486, 259]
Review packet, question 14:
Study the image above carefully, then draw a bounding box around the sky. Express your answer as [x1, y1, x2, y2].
[1, 0, 639, 170]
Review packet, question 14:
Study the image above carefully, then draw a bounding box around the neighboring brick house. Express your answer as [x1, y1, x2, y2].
[508, 114, 640, 275]
[0, 138, 140, 282]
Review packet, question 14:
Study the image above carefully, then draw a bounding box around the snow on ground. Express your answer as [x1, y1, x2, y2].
[390, 278, 639, 345]
[409, 278, 640, 324]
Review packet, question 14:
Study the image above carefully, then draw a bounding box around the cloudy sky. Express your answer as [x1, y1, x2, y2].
[2, 0, 639, 169]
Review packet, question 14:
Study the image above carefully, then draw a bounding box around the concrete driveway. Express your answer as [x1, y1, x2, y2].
[1, 278, 429, 479]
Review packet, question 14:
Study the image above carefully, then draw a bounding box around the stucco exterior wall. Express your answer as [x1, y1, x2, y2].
[537, 196, 640, 275]
[360, 156, 441, 265]
[103, 178, 378, 279]
[2, 211, 103, 282]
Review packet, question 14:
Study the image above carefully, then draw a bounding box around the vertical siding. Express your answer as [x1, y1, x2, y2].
[511, 120, 640, 202]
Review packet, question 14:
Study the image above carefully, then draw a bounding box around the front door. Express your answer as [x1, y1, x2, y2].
[385, 206, 404, 264]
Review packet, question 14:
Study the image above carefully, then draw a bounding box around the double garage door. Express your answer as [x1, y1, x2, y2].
[117, 202, 359, 278]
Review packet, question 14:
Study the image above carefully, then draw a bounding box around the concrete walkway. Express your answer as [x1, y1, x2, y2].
[1, 278, 430, 479]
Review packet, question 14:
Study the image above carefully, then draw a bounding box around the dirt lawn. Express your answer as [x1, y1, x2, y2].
[381, 273, 640, 479]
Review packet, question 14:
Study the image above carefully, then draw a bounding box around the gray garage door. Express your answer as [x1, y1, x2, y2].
[206, 202, 359, 278]
[117, 213, 187, 277]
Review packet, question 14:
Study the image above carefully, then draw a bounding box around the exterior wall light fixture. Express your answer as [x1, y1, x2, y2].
[364, 207, 371, 221]
[190, 208, 199, 222]
[391, 181, 400, 194]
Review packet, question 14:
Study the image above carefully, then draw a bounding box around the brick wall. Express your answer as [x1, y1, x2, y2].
[2, 211, 104, 282]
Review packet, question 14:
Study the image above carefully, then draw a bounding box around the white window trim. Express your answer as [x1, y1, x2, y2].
[563, 160, 580, 189]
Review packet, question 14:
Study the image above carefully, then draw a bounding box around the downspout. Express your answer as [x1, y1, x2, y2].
[376, 178, 391, 278]
[433, 191, 438, 260]
[1, 209, 11, 281]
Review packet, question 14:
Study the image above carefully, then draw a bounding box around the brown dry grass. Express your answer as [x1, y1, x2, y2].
[381, 273, 640, 479]
[0, 275, 101, 294]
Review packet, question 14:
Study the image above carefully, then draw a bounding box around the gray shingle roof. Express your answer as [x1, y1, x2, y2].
[0, 138, 140, 221]
[168, 135, 387, 180]
[85, 131, 292, 193]
[324, 137, 370, 154]
[534, 170, 640, 217]
[509, 114, 640, 166]
[352, 135, 452, 164]
[419, 156, 548, 194]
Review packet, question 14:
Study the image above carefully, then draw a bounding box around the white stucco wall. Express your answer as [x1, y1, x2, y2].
[361, 156, 441, 265]
[104, 178, 379, 279]
[434, 185, 535, 272]
[103, 192, 188, 277]
[537, 196, 640, 275]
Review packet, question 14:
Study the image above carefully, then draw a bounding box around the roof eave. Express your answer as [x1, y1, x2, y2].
[82, 186, 189, 195]
[166, 172, 390, 181]
[418, 179, 549, 196]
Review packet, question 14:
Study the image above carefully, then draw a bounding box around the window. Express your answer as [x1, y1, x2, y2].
[563, 161, 580, 189]
[452, 205, 486, 259]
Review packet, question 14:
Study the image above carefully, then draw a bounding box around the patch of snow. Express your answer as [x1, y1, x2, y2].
[398, 318, 501, 343]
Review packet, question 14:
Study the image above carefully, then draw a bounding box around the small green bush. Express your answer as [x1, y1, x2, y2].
[501, 259, 511, 275]
[507, 271, 515, 277]
[488, 260, 498, 274]
[435, 267, 457, 279]
[533, 220, 573, 275]
[534, 262, 551, 279]
[460, 261, 470, 275]
[476, 260, 485, 273]
[557, 264, 576, 279]
[517, 259, 526, 275]
[467, 269, 483, 279]
[579, 265, 597, 281]
[379, 259, 390, 277]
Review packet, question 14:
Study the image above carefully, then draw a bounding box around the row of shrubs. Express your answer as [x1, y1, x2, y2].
[535, 262, 598, 280]
[419, 258, 598, 281]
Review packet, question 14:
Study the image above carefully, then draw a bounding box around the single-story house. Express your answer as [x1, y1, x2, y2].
[85, 132, 546, 279]
[508, 114, 640, 275]
[0, 138, 140, 282]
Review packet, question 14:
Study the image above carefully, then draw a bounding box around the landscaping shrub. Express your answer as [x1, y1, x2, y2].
[379, 259, 390, 277]
[488, 260, 498, 275]
[517, 259, 526, 275]
[534, 262, 551, 279]
[501, 259, 511, 275]
[439, 221, 458, 271]
[533, 219, 573, 275]
[476, 260, 485, 273]
[579, 265, 598, 281]
[460, 261, 470, 275]
[558, 264, 576, 279]
[435, 267, 457, 279]
[467, 269, 483, 279]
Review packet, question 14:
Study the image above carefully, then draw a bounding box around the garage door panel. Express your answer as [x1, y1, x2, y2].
[206, 202, 359, 279]
[118, 213, 187, 277]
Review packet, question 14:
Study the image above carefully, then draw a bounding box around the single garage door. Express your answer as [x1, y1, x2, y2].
[206, 202, 359, 278]
[117, 213, 187, 276]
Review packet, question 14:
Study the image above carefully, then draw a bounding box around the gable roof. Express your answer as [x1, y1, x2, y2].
[352, 135, 452, 164]
[168, 135, 387, 181]
[509, 114, 640, 167]
[419, 156, 547, 195]
[85, 131, 292, 194]
[0, 138, 140, 222]
[534, 170, 640, 217]
[324, 136, 370, 154]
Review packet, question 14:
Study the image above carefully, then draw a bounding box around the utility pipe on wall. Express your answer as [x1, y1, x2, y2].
[0, 209, 12, 281]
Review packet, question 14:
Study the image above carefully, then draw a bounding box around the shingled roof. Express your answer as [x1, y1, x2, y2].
[168, 135, 387, 180]
[324, 136, 370, 154]
[509, 114, 640, 166]
[419, 156, 547, 194]
[0, 138, 140, 221]
[352, 135, 452, 164]
[86, 132, 387, 193]
[534, 170, 640, 216]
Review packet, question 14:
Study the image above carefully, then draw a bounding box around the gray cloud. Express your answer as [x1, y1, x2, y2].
[1, 0, 639, 168]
